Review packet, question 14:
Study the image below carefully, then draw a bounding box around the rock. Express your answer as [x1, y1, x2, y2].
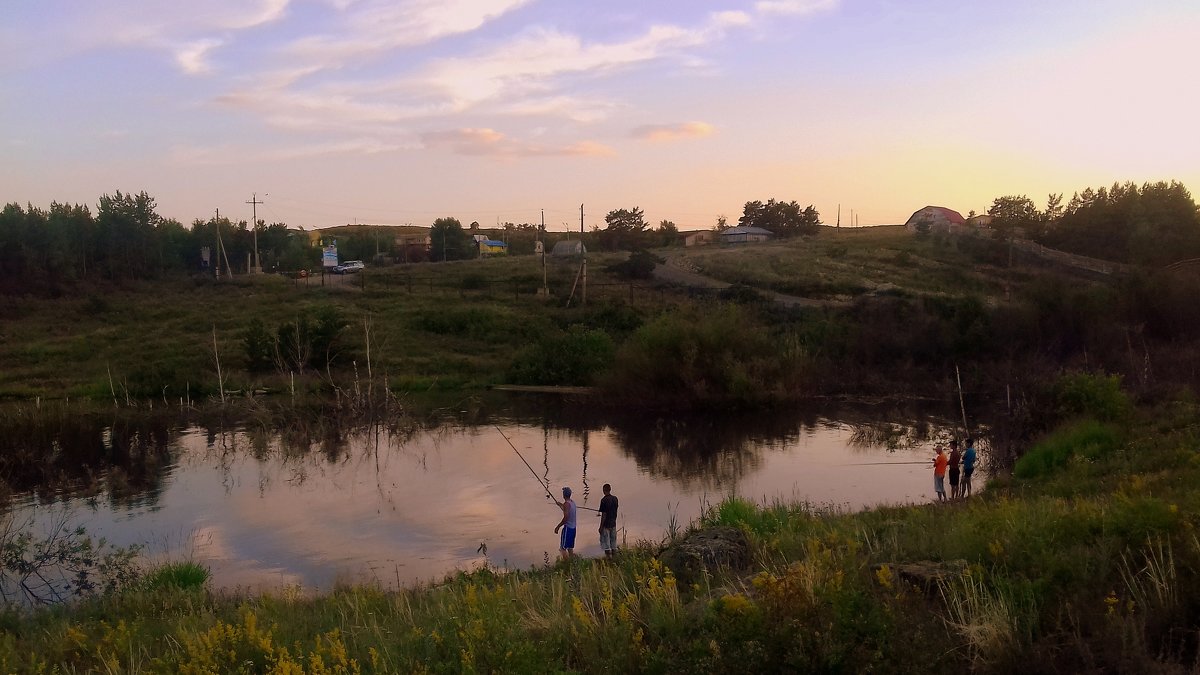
[660, 526, 751, 584]
[874, 560, 967, 593]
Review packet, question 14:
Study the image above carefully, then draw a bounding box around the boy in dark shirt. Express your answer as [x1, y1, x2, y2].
[948, 440, 962, 500]
[598, 484, 619, 557]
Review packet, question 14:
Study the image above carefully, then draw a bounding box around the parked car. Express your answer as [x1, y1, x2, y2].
[333, 260, 365, 274]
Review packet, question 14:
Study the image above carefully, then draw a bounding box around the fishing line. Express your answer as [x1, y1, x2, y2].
[840, 456, 931, 461]
[495, 426, 599, 511]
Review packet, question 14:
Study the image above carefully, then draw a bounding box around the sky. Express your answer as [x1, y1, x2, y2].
[2, 0, 1198, 231]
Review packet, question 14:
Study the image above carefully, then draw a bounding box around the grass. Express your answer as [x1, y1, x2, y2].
[142, 561, 211, 591]
[0, 252, 638, 401]
[678, 225, 1036, 300]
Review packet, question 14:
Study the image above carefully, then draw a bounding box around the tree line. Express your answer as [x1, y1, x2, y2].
[986, 180, 1200, 266]
[0, 193, 488, 291]
[592, 199, 821, 251]
[0, 192, 320, 289]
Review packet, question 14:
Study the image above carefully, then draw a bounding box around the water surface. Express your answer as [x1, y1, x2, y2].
[7, 398, 966, 591]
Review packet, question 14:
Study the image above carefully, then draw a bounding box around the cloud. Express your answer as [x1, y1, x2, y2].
[754, 0, 840, 16]
[420, 12, 749, 112]
[170, 137, 413, 165]
[285, 0, 535, 68]
[631, 121, 715, 142]
[420, 128, 614, 157]
[175, 38, 224, 75]
[711, 11, 753, 28]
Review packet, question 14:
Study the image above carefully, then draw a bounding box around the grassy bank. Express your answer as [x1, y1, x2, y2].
[0, 252, 636, 401]
[2, 390, 1198, 672]
[2, 225, 1198, 412]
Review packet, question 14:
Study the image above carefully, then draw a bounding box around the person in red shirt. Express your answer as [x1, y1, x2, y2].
[932, 445, 949, 502]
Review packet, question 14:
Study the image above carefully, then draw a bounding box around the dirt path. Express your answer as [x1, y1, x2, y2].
[652, 250, 836, 308]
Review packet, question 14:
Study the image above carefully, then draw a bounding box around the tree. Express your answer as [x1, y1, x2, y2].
[430, 217, 473, 261]
[987, 195, 1040, 241]
[96, 190, 163, 279]
[738, 199, 820, 237]
[714, 215, 730, 232]
[656, 219, 678, 246]
[599, 207, 648, 250]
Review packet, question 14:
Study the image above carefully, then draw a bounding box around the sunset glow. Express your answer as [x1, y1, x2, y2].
[2, 0, 1197, 229]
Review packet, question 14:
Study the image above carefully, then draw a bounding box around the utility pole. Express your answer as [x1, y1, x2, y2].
[580, 203, 586, 306]
[246, 193, 264, 273]
[214, 208, 232, 279]
[540, 208, 548, 296]
[213, 208, 220, 279]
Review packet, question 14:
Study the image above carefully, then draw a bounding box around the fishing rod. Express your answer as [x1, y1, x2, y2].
[495, 426, 599, 512]
[840, 456, 931, 461]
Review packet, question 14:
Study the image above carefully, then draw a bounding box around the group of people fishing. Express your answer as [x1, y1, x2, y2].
[553, 483, 619, 560]
[931, 438, 977, 502]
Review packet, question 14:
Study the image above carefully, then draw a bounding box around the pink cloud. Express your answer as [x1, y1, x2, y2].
[631, 121, 715, 142]
[421, 128, 613, 157]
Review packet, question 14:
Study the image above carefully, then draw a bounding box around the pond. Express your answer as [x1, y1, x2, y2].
[3, 396, 975, 592]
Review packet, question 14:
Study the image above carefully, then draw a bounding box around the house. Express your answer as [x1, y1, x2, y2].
[683, 231, 715, 247]
[904, 206, 966, 234]
[965, 214, 994, 229]
[720, 226, 774, 244]
[395, 233, 431, 263]
[551, 240, 587, 257]
[479, 239, 508, 256]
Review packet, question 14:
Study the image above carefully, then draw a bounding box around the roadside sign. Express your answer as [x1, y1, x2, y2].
[322, 240, 338, 268]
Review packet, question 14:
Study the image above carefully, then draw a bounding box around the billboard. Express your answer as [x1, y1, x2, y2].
[322, 240, 338, 268]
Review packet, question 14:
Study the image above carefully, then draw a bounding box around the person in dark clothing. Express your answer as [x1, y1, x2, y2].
[948, 440, 962, 500]
[598, 483, 619, 557]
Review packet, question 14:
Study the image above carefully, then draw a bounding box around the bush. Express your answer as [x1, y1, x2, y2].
[1014, 420, 1122, 479]
[606, 250, 661, 280]
[143, 561, 210, 591]
[275, 306, 349, 372]
[602, 305, 808, 406]
[242, 318, 275, 372]
[1051, 372, 1130, 422]
[506, 328, 615, 386]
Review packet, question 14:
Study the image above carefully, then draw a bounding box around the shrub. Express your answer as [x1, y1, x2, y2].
[506, 328, 615, 386]
[1051, 372, 1130, 422]
[602, 305, 808, 406]
[241, 318, 275, 372]
[0, 515, 141, 607]
[605, 250, 661, 280]
[143, 561, 210, 591]
[1014, 420, 1122, 479]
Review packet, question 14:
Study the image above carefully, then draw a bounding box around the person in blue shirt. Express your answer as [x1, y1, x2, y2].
[962, 438, 978, 497]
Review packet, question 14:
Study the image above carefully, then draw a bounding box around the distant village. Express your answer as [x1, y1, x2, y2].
[306, 205, 982, 266]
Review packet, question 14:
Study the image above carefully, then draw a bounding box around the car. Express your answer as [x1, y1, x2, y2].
[333, 260, 365, 274]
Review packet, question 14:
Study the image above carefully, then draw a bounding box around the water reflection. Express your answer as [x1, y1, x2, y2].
[1, 397, 975, 591]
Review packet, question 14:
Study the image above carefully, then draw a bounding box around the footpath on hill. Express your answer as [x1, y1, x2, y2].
[651, 249, 835, 308]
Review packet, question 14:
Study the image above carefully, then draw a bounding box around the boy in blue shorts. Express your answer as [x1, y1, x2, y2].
[554, 486, 577, 560]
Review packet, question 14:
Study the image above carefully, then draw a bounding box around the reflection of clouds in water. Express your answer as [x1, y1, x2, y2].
[7, 398, 975, 591]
